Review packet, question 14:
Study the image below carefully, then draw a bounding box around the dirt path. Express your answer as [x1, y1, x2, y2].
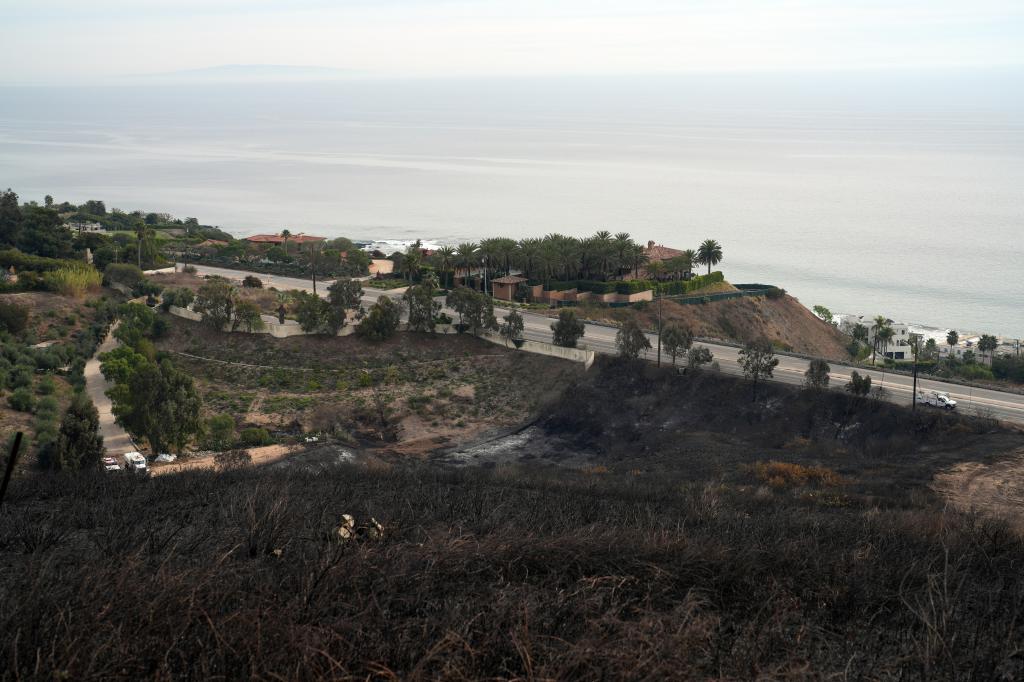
[933, 447, 1024, 531]
[151, 444, 304, 475]
[84, 327, 137, 457]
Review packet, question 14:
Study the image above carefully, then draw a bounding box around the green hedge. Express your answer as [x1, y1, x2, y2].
[0, 249, 72, 272]
[654, 271, 724, 296]
[540, 271, 724, 297]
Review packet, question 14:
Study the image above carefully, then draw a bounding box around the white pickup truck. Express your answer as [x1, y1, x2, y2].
[916, 391, 957, 410]
[123, 451, 149, 474]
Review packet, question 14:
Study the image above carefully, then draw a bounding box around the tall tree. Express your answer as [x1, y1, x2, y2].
[194, 280, 237, 330]
[661, 323, 693, 366]
[615, 319, 651, 360]
[978, 334, 998, 365]
[738, 339, 778, 400]
[500, 309, 525, 347]
[435, 245, 455, 288]
[113, 359, 202, 455]
[871, 316, 889, 366]
[18, 206, 72, 258]
[804, 359, 831, 390]
[357, 295, 401, 341]
[0, 188, 22, 246]
[946, 329, 959, 362]
[53, 392, 105, 470]
[446, 287, 497, 336]
[876, 326, 895, 362]
[404, 282, 440, 332]
[551, 309, 585, 348]
[696, 239, 723, 275]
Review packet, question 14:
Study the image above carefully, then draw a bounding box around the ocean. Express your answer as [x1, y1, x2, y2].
[1, 72, 1022, 336]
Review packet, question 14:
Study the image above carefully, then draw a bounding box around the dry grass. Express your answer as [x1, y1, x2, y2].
[744, 460, 843, 488]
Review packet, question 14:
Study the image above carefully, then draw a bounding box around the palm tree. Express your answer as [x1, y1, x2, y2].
[696, 239, 723, 275]
[578, 237, 599, 280]
[871, 315, 888, 366]
[613, 232, 633, 278]
[630, 244, 649, 279]
[455, 242, 478, 286]
[495, 237, 517, 277]
[680, 249, 697, 278]
[402, 247, 422, 283]
[537, 243, 558, 288]
[436, 245, 455, 289]
[517, 238, 542, 281]
[593, 230, 613, 279]
[877, 326, 895, 363]
[134, 222, 147, 269]
[280, 229, 292, 256]
[978, 334, 998, 365]
[946, 329, 959, 362]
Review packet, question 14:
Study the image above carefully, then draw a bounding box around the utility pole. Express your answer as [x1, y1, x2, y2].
[656, 294, 663, 366]
[309, 241, 317, 294]
[911, 336, 919, 411]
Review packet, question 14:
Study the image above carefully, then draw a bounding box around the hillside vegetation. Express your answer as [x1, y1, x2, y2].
[1, 461, 1022, 679]
[573, 291, 851, 359]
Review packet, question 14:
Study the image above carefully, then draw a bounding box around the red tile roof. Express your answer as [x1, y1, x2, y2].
[245, 233, 326, 245]
[491, 275, 528, 284]
[644, 241, 685, 262]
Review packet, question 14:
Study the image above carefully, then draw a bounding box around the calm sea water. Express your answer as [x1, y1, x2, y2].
[1, 73, 1022, 335]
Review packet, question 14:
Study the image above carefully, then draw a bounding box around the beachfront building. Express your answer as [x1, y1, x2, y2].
[640, 241, 690, 279]
[839, 315, 916, 360]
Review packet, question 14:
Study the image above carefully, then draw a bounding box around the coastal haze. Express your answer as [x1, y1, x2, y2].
[1, 71, 1023, 335]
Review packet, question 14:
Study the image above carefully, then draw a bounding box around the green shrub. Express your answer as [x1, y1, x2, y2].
[36, 376, 57, 395]
[8, 387, 34, 412]
[0, 249, 65, 272]
[162, 287, 196, 311]
[35, 395, 60, 417]
[103, 263, 145, 290]
[205, 414, 236, 450]
[239, 427, 274, 447]
[9, 365, 33, 389]
[0, 300, 29, 334]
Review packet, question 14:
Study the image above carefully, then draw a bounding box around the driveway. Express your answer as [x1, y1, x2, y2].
[84, 327, 137, 457]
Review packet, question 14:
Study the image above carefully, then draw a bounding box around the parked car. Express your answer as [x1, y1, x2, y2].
[123, 451, 149, 474]
[101, 456, 121, 472]
[916, 390, 957, 410]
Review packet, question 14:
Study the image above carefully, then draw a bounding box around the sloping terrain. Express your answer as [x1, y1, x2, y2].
[155, 316, 581, 456]
[575, 292, 850, 359]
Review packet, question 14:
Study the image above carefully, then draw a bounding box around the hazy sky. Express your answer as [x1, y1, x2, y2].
[3, 0, 1024, 83]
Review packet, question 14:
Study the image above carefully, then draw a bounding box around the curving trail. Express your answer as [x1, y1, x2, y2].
[84, 327, 137, 457]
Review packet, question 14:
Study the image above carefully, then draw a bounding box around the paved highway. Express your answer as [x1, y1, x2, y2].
[183, 264, 1024, 425]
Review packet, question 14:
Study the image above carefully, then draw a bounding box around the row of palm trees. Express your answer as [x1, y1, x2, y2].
[417, 232, 724, 288]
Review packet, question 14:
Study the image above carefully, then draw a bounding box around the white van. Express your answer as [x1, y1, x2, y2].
[123, 451, 149, 473]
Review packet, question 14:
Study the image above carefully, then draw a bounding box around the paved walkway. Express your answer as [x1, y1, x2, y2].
[84, 327, 136, 457]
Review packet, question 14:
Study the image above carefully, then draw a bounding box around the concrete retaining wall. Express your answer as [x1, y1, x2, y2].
[478, 331, 595, 370]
